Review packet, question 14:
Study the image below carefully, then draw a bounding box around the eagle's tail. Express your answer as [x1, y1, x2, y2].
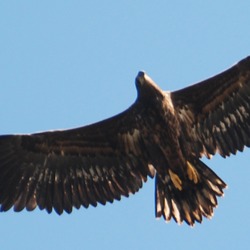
[155, 159, 227, 226]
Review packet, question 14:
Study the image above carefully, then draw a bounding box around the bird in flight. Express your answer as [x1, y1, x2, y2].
[0, 56, 250, 226]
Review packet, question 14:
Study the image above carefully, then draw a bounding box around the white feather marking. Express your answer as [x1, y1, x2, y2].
[163, 92, 175, 115]
[209, 193, 217, 206]
[229, 113, 236, 123]
[163, 198, 171, 221]
[212, 125, 221, 133]
[220, 121, 226, 132]
[224, 117, 230, 126]
[171, 199, 182, 224]
[147, 164, 156, 177]
[235, 109, 244, 122]
[207, 180, 224, 195]
[220, 102, 225, 110]
[239, 106, 249, 118]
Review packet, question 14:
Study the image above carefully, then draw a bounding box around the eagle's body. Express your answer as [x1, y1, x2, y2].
[1, 57, 250, 225]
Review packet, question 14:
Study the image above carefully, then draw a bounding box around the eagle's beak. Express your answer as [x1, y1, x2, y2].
[136, 71, 147, 87]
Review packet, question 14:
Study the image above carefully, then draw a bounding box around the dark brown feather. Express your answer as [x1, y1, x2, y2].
[0, 102, 154, 215]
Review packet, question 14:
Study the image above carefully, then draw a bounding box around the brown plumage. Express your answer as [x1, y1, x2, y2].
[1, 56, 250, 226]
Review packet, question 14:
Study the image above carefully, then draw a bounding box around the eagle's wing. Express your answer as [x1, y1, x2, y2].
[0, 102, 155, 214]
[171, 56, 250, 158]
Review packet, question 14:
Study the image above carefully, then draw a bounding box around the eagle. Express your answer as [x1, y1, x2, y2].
[0, 56, 250, 226]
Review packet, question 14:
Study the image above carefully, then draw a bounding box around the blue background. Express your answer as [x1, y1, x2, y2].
[1, 1, 250, 249]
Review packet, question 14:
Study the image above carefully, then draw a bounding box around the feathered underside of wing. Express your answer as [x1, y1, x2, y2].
[0, 103, 155, 214]
[171, 56, 250, 158]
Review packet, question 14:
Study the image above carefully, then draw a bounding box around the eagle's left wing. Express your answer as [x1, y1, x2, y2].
[171, 56, 250, 158]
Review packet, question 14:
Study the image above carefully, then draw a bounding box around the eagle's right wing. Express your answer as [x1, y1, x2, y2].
[0, 101, 155, 215]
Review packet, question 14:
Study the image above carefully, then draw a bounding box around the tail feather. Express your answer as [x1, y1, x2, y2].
[155, 159, 227, 226]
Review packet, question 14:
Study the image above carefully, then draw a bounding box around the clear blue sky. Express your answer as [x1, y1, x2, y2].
[1, 1, 250, 249]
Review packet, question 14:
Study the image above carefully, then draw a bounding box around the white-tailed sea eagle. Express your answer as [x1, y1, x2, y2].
[1, 56, 250, 226]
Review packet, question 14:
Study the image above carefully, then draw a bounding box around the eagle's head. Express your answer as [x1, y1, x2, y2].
[135, 71, 165, 103]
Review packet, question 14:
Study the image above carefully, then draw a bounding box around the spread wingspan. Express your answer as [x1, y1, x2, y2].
[1, 56, 250, 226]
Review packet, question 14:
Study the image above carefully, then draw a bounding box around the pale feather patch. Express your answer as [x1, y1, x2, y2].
[163, 198, 171, 221]
[187, 161, 199, 184]
[192, 210, 202, 223]
[169, 169, 182, 191]
[224, 116, 230, 126]
[207, 180, 225, 196]
[208, 193, 217, 206]
[147, 164, 156, 177]
[238, 105, 249, 118]
[171, 199, 182, 224]
[229, 113, 237, 123]
[219, 121, 227, 132]
[235, 108, 244, 122]
[212, 125, 221, 133]
[200, 205, 213, 219]
[163, 92, 175, 115]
